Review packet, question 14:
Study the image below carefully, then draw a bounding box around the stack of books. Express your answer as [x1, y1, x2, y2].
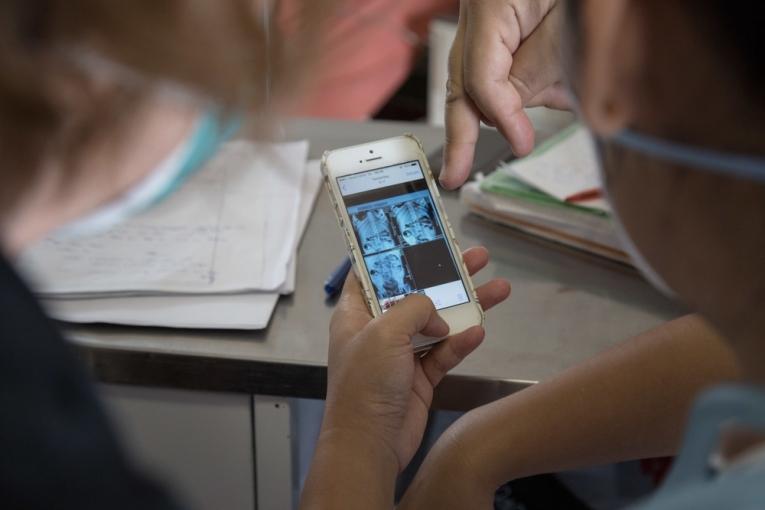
[460, 125, 630, 264]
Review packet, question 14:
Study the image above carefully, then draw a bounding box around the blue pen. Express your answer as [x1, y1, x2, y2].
[324, 257, 353, 298]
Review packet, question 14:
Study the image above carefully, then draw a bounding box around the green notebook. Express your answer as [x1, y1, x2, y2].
[479, 171, 608, 218]
[479, 122, 608, 218]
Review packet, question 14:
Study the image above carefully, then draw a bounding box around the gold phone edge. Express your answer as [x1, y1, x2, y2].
[321, 135, 486, 336]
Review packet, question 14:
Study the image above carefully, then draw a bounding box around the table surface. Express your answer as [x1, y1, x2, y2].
[72, 118, 684, 411]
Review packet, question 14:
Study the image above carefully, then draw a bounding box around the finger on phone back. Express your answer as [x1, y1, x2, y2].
[462, 246, 489, 275]
[421, 326, 485, 387]
[475, 278, 511, 312]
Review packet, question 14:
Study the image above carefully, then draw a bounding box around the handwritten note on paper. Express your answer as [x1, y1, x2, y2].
[501, 125, 601, 202]
[37, 161, 323, 329]
[20, 140, 309, 295]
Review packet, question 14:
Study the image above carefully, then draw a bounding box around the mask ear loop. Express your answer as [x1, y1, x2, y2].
[611, 130, 765, 185]
[561, 83, 765, 185]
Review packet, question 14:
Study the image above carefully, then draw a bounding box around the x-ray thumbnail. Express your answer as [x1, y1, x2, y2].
[366, 249, 413, 300]
[351, 209, 396, 255]
[391, 198, 441, 247]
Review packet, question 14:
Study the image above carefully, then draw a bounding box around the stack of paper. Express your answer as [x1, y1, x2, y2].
[461, 125, 630, 264]
[19, 140, 322, 329]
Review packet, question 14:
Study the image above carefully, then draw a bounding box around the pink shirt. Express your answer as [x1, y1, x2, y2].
[288, 0, 457, 119]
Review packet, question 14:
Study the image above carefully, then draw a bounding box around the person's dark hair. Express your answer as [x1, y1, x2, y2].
[566, 1, 764, 95]
[565, 0, 765, 153]
[0, 0, 326, 217]
[690, 1, 765, 110]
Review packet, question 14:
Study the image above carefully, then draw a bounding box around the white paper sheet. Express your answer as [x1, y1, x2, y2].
[461, 181, 628, 264]
[40, 161, 323, 329]
[22, 140, 309, 295]
[276, 160, 322, 295]
[43, 292, 281, 330]
[501, 126, 602, 204]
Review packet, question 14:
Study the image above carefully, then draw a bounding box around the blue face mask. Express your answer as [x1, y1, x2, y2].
[54, 111, 240, 237]
[630, 384, 765, 509]
[598, 129, 765, 297]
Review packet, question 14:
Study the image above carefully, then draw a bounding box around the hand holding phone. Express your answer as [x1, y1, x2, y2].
[322, 135, 485, 350]
[324, 246, 510, 473]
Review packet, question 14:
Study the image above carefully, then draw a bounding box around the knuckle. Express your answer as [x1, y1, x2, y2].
[430, 354, 449, 377]
[462, 75, 478, 98]
[463, 75, 486, 103]
[444, 77, 464, 104]
[369, 314, 403, 340]
[446, 339, 463, 364]
[429, 343, 460, 376]
[508, 74, 533, 103]
[365, 317, 387, 337]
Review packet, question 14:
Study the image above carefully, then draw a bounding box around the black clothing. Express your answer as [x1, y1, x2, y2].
[0, 256, 180, 509]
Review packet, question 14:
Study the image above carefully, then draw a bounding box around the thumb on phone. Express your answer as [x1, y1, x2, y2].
[370, 294, 450, 344]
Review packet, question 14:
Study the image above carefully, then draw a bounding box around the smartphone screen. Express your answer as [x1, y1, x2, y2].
[337, 160, 469, 312]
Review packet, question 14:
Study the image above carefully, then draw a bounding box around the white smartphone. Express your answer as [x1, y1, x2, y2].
[322, 134, 484, 351]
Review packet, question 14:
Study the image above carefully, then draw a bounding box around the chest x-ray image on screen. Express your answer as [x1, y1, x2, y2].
[338, 160, 470, 311]
[391, 198, 441, 246]
[365, 249, 413, 300]
[351, 209, 396, 255]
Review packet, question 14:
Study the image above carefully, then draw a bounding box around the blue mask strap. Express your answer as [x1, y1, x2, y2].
[612, 130, 765, 185]
[152, 111, 242, 203]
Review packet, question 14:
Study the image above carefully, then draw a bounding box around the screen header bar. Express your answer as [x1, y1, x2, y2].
[338, 161, 423, 196]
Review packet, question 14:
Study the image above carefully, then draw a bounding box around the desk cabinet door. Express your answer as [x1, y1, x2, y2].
[100, 384, 255, 510]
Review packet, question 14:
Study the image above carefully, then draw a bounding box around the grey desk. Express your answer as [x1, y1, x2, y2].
[74, 117, 682, 407]
[70, 118, 683, 510]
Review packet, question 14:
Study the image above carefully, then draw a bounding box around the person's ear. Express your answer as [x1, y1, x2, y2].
[578, 0, 643, 136]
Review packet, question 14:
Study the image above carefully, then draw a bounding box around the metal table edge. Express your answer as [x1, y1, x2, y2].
[78, 344, 534, 412]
